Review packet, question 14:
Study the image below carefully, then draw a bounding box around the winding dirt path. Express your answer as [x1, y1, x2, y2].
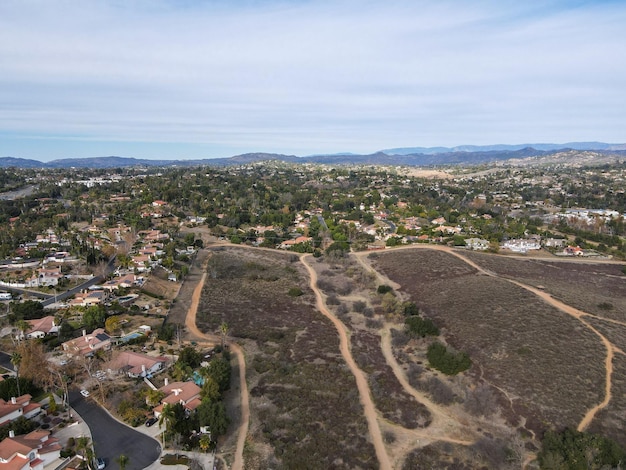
[353, 252, 476, 444]
[183, 255, 249, 470]
[380, 326, 474, 446]
[372, 244, 616, 433]
[301, 254, 392, 470]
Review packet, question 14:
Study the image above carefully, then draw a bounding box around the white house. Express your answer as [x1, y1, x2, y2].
[0, 429, 61, 470]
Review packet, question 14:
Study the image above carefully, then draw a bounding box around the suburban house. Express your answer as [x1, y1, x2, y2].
[101, 274, 136, 292]
[153, 380, 202, 418]
[68, 290, 106, 307]
[62, 329, 111, 357]
[464, 238, 490, 251]
[563, 245, 584, 256]
[24, 316, 58, 339]
[106, 351, 168, 378]
[0, 395, 42, 426]
[25, 268, 63, 288]
[501, 238, 541, 253]
[0, 430, 61, 470]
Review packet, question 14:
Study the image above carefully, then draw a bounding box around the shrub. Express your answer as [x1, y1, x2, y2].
[377, 284, 393, 294]
[405, 316, 439, 338]
[538, 428, 626, 470]
[402, 301, 420, 316]
[424, 377, 456, 405]
[427, 342, 471, 375]
[353, 301, 367, 313]
[464, 383, 496, 416]
[288, 287, 303, 297]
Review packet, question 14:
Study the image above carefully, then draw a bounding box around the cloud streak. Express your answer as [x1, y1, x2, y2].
[1, 0, 625, 159]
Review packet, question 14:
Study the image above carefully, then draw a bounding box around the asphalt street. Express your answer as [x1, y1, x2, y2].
[69, 390, 161, 470]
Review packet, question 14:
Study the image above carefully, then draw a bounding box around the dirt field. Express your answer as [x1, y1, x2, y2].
[194, 247, 378, 469]
[463, 251, 626, 321]
[172, 243, 626, 468]
[370, 249, 609, 437]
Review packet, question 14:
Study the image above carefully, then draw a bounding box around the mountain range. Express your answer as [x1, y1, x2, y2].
[1, 142, 625, 169]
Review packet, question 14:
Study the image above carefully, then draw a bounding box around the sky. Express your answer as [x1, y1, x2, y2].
[1, 0, 625, 161]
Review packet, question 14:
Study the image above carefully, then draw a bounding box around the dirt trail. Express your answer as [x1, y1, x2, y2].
[301, 254, 392, 470]
[354, 252, 475, 444]
[375, 244, 615, 433]
[183, 253, 249, 470]
[380, 327, 474, 445]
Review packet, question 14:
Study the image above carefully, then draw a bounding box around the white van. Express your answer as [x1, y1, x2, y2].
[0, 292, 12, 300]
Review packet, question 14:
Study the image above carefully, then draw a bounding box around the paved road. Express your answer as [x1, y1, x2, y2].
[0, 351, 15, 372]
[69, 391, 161, 470]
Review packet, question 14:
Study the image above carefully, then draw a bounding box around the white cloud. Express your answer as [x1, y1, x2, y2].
[0, 0, 625, 158]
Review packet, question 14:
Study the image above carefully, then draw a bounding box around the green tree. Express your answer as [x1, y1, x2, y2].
[83, 305, 107, 331]
[197, 401, 229, 437]
[199, 434, 212, 453]
[538, 428, 625, 470]
[405, 315, 439, 337]
[204, 357, 231, 393]
[427, 342, 471, 375]
[158, 403, 176, 449]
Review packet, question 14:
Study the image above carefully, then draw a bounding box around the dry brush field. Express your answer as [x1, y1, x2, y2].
[369, 249, 612, 441]
[195, 247, 377, 469]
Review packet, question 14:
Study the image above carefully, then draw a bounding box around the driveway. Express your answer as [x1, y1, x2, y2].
[69, 391, 161, 470]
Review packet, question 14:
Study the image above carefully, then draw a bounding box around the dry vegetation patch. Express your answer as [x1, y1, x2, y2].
[195, 247, 377, 469]
[588, 354, 626, 449]
[463, 252, 626, 321]
[371, 249, 607, 437]
[310, 255, 433, 430]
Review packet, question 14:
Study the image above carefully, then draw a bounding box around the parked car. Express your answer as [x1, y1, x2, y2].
[80, 389, 90, 397]
[96, 458, 106, 469]
[145, 416, 158, 427]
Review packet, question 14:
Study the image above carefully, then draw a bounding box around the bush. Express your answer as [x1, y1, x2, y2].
[377, 284, 393, 294]
[405, 315, 439, 338]
[353, 301, 367, 313]
[464, 383, 496, 416]
[424, 377, 456, 405]
[538, 428, 626, 470]
[288, 287, 303, 297]
[427, 342, 471, 375]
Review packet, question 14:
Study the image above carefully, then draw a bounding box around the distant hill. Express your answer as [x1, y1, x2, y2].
[383, 142, 626, 155]
[1, 142, 624, 169]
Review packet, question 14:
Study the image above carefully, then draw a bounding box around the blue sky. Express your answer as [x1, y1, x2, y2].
[1, 0, 625, 161]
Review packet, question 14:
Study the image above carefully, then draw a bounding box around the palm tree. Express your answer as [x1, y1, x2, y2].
[199, 434, 212, 453]
[75, 436, 92, 463]
[11, 352, 22, 396]
[219, 322, 229, 349]
[15, 320, 30, 341]
[158, 403, 175, 449]
[116, 454, 129, 470]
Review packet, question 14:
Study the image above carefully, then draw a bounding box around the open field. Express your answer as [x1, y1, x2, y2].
[463, 251, 626, 321]
[195, 247, 377, 469]
[370, 249, 609, 437]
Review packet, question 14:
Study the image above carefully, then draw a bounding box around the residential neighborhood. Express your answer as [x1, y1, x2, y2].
[0, 158, 626, 469]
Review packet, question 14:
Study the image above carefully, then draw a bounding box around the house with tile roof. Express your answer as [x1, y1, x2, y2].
[24, 316, 58, 339]
[62, 328, 111, 357]
[0, 395, 42, 427]
[153, 379, 202, 418]
[107, 351, 168, 378]
[0, 429, 61, 470]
